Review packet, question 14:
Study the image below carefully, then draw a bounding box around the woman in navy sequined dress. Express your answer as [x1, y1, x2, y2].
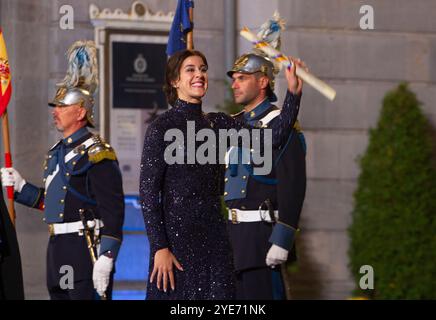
[140, 50, 303, 300]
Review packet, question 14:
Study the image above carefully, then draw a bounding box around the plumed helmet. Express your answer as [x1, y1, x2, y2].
[227, 11, 285, 102]
[48, 40, 98, 128]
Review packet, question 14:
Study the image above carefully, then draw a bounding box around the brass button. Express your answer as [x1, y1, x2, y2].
[66, 173, 70, 176]
[225, 165, 229, 169]
[250, 111, 255, 118]
[67, 138, 73, 144]
[44, 166, 48, 170]
[59, 213, 64, 218]
[242, 176, 247, 180]
[224, 192, 228, 196]
[44, 191, 47, 196]
[42, 205, 45, 209]
[224, 178, 228, 182]
[80, 151, 85, 155]
[48, 224, 54, 236]
[42, 217, 46, 222]
[231, 209, 238, 224]
[60, 199, 64, 204]
[48, 155, 52, 159]
[72, 161, 77, 165]
[62, 186, 67, 190]
[43, 178, 46, 182]
[241, 189, 245, 194]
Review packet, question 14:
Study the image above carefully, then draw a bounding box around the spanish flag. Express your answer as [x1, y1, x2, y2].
[0, 28, 12, 117]
[0, 30, 23, 299]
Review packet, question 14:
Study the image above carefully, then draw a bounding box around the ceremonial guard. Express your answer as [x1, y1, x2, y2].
[1, 41, 124, 300]
[224, 14, 307, 299]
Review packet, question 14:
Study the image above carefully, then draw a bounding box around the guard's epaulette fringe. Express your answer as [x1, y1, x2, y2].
[88, 136, 117, 164]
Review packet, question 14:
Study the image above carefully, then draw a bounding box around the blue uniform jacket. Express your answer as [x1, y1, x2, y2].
[14, 127, 124, 286]
[225, 97, 306, 271]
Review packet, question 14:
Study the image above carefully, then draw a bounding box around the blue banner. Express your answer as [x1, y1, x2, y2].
[166, 0, 194, 56]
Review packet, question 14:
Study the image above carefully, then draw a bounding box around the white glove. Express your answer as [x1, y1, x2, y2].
[266, 244, 289, 267]
[1, 167, 26, 193]
[93, 254, 114, 297]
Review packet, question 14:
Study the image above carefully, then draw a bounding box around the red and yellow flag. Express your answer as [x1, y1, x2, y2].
[0, 28, 12, 116]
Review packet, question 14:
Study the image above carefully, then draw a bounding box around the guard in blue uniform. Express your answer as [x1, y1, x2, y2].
[224, 16, 307, 299]
[1, 41, 124, 300]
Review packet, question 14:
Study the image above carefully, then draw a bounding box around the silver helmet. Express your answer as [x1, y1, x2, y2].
[48, 40, 98, 128]
[227, 53, 278, 102]
[227, 12, 286, 102]
[48, 87, 95, 127]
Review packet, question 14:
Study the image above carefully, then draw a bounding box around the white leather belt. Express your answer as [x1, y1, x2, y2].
[228, 208, 278, 224]
[48, 219, 104, 236]
[259, 110, 281, 127]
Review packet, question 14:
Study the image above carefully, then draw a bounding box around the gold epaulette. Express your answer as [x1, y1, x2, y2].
[293, 120, 302, 132]
[88, 136, 117, 164]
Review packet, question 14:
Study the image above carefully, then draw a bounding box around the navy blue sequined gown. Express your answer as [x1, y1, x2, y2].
[140, 91, 300, 300]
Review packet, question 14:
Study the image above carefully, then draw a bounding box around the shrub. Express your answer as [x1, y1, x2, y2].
[348, 83, 436, 299]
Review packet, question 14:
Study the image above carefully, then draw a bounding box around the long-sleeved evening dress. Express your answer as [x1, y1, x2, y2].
[140, 91, 300, 299]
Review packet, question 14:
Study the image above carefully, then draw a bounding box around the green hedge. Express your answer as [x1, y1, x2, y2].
[348, 83, 436, 299]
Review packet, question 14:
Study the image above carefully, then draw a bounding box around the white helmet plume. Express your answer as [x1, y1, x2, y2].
[57, 40, 98, 95]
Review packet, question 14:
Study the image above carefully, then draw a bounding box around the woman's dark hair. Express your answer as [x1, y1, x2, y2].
[163, 49, 208, 106]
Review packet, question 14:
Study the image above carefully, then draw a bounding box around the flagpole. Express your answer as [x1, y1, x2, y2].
[1, 110, 15, 226]
[187, 4, 194, 50]
[0, 28, 15, 226]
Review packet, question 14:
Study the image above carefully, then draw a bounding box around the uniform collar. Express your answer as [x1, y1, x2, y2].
[243, 98, 270, 121]
[62, 127, 89, 146]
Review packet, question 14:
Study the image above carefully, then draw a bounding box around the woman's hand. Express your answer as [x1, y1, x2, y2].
[150, 248, 184, 292]
[285, 57, 308, 96]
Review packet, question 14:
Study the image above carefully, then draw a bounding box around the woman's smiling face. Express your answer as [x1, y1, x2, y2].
[173, 55, 208, 104]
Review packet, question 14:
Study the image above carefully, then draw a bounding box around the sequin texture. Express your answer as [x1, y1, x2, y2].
[140, 99, 235, 300]
[140, 92, 299, 300]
